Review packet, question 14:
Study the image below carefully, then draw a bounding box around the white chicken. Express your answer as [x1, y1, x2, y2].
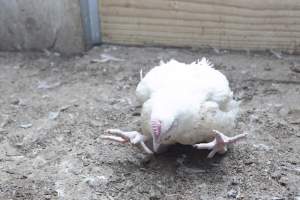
[101, 58, 247, 158]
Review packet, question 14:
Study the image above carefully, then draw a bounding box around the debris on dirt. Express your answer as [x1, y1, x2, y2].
[176, 154, 186, 165]
[53, 52, 61, 57]
[132, 112, 141, 116]
[227, 189, 238, 198]
[270, 49, 283, 59]
[90, 53, 124, 63]
[253, 143, 272, 151]
[289, 120, 300, 125]
[0, 129, 8, 135]
[290, 62, 300, 73]
[59, 105, 72, 112]
[1, 116, 13, 128]
[83, 176, 108, 188]
[37, 81, 61, 90]
[43, 49, 51, 57]
[212, 47, 220, 54]
[90, 59, 102, 64]
[230, 177, 239, 186]
[278, 176, 289, 186]
[10, 98, 20, 105]
[271, 197, 285, 200]
[48, 112, 60, 120]
[0, 45, 299, 199]
[264, 64, 272, 71]
[19, 123, 32, 129]
[278, 107, 290, 117]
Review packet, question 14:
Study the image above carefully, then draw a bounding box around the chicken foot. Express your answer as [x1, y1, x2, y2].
[101, 129, 153, 154]
[193, 130, 248, 158]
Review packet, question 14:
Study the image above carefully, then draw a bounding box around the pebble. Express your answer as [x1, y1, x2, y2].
[109, 98, 118, 105]
[271, 171, 282, 180]
[84, 176, 108, 188]
[11, 99, 20, 105]
[227, 189, 238, 198]
[278, 176, 289, 186]
[37, 81, 61, 90]
[53, 52, 61, 57]
[19, 123, 32, 129]
[253, 144, 272, 151]
[279, 107, 290, 117]
[230, 177, 239, 186]
[290, 62, 300, 73]
[48, 111, 60, 120]
[264, 65, 272, 71]
[0, 129, 8, 135]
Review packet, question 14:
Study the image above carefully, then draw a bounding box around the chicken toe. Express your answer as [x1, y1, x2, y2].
[101, 129, 153, 154]
[193, 130, 248, 158]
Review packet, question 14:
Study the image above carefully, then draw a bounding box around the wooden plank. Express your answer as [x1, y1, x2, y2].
[102, 0, 300, 17]
[103, 16, 300, 33]
[102, 23, 300, 39]
[105, 35, 296, 51]
[99, 0, 300, 53]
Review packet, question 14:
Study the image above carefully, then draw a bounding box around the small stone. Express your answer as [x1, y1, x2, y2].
[84, 176, 108, 188]
[244, 160, 254, 165]
[19, 123, 32, 129]
[264, 65, 272, 71]
[37, 81, 61, 90]
[1, 116, 13, 128]
[63, 129, 71, 134]
[43, 49, 51, 56]
[290, 62, 300, 73]
[60, 105, 72, 112]
[271, 171, 282, 180]
[230, 177, 239, 185]
[90, 59, 102, 64]
[53, 52, 61, 57]
[278, 176, 288, 186]
[109, 98, 118, 105]
[132, 112, 141, 116]
[253, 144, 272, 151]
[0, 129, 8, 135]
[279, 107, 290, 117]
[270, 49, 282, 59]
[227, 189, 238, 198]
[11, 99, 20, 105]
[48, 111, 60, 120]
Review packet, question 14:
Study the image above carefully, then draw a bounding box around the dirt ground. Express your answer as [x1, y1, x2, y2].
[0, 45, 299, 200]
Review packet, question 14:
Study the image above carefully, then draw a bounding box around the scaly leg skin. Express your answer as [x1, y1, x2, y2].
[101, 129, 153, 154]
[193, 130, 248, 158]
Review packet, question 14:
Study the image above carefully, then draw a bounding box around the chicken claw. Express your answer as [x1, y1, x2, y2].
[101, 129, 153, 154]
[193, 130, 248, 158]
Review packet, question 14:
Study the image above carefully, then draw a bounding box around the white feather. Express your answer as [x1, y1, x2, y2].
[136, 58, 239, 146]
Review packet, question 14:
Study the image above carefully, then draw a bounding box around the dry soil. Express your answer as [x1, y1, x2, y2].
[0, 45, 299, 200]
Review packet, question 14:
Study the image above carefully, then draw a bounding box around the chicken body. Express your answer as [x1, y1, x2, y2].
[141, 89, 238, 145]
[102, 58, 247, 157]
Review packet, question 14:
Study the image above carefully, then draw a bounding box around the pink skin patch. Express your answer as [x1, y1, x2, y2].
[151, 120, 161, 138]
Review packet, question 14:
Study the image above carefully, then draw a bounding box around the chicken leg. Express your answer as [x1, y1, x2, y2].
[100, 129, 153, 154]
[193, 130, 248, 158]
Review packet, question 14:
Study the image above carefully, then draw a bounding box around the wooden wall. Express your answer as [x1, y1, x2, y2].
[99, 0, 300, 53]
